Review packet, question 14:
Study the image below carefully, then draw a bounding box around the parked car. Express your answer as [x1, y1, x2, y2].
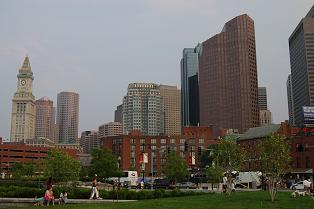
[176, 182, 197, 189]
[290, 181, 305, 190]
[154, 179, 174, 189]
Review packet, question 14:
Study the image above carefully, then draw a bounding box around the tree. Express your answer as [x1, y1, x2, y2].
[90, 148, 119, 180]
[163, 152, 187, 185]
[210, 137, 245, 195]
[256, 134, 291, 202]
[11, 163, 34, 179]
[43, 149, 81, 182]
[206, 165, 224, 190]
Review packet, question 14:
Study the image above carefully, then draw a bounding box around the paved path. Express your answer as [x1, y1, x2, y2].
[0, 198, 137, 204]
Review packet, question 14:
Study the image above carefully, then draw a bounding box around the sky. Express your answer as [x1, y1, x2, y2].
[0, 0, 313, 140]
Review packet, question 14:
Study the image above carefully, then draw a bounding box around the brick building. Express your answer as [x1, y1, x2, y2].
[101, 126, 217, 177]
[238, 122, 314, 179]
[0, 141, 78, 173]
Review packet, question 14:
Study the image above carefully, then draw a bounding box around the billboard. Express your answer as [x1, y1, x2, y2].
[303, 106, 314, 127]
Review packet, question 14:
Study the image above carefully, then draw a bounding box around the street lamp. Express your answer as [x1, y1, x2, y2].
[117, 156, 121, 202]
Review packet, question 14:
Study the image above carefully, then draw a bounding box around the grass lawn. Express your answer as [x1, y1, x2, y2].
[7, 191, 314, 209]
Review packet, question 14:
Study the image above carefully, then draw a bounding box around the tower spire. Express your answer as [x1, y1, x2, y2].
[21, 55, 31, 71]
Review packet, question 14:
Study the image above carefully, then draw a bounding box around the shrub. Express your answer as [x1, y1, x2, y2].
[0, 185, 205, 200]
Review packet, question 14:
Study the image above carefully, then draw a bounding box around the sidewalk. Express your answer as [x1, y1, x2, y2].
[0, 197, 137, 204]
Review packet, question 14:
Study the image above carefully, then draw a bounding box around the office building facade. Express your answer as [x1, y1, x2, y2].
[114, 104, 123, 123]
[56, 92, 79, 144]
[198, 14, 259, 133]
[289, 5, 314, 126]
[180, 46, 201, 127]
[159, 85, 181, 135]
[35, 97, 55, 141]
[287, 74, 295, 125]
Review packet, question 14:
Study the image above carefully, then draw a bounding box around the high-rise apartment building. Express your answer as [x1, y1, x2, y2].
[35, 97, 55, 141]
[159, 85, 181, 135]
[56, 92, 79, 144]
[198, 14, 259, 133]
[80, 131, 99, 153]
[123, 83, 164, 136]
[289, 5, 314, 126]
[114, 104, 123, 123]
[10, 56, 36, 142]
[98, 122, 122, 138]
[287, 74, 295, 125]
[180, 46, 201, 127]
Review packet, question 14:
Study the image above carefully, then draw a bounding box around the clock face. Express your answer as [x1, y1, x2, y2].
[21, 80, 26, 86]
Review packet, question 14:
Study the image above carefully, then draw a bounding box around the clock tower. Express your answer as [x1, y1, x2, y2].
[10, 56, 36, 142]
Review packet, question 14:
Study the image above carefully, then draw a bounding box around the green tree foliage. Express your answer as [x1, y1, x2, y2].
[43, 149, 81, 182]
[163, 152, 187, 184]
[210, 138, 245, 195]
[206, 165, 224, 190]
[256, 134, 291, 202]
[90, 148, 119, 180]
[11, 163, 34, 179]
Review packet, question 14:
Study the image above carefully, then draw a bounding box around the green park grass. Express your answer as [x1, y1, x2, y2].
[7, 191, 314, 209]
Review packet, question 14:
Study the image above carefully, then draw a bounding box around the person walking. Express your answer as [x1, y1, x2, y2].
[90, 176, 102, 200]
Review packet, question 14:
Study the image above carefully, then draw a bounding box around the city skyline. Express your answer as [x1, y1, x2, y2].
[0, 1, 313, 139]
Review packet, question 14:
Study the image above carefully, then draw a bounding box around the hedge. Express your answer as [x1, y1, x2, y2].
[0, 186, 206, 200]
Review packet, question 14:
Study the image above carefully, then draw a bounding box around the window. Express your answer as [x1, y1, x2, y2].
[170, 139, 176, 144]
[199, 139, 204, 144]
[180, 139, 185, 144]
[151, 139, 156, 144]
[140, 139, 145, 144]
[161, 138, 166, 144]
[189, 139, 195, 144]
[130, 138, 136, 144]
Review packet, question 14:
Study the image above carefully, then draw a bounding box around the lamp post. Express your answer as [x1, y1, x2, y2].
[117, 156, 121, 190]
[151, 151, 154, 190]
[116, 156, 121, 202]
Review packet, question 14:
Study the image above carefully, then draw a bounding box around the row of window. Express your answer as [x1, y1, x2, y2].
[130, 138, 205, 144]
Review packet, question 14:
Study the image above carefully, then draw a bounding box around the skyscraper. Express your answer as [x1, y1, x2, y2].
[258, 87, 268, 110]
[289, 5, 314, 126]
[35, 97, 55, 141]
[10, 56, 36, 142]
[180, 46, 200, 127]
[114, 104, 123, 123]
[287, 74, 295, 125]
[56, 92, 79, 144]
[123, 83, 163, 135]
[198, 14, 259, 133]
[258, 87, 272, 126]
[159, 85, 181, 135]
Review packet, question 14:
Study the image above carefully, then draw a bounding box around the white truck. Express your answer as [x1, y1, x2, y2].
[108, 171, 138, 187]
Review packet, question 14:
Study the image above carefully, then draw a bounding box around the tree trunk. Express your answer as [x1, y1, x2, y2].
[226, 175, 232, 195]
[268, 177, 277, 202]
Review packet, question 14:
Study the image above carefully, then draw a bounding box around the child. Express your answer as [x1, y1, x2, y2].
[59, 191, 68, 205]
[33, 194, 44, 206]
